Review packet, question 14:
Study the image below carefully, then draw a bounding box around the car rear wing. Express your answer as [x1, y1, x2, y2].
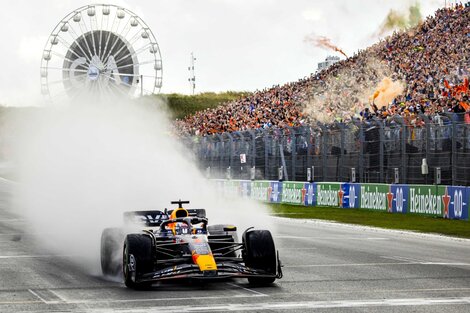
[123, 210, 167, 226]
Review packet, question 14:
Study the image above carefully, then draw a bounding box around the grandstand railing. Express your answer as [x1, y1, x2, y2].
[182, 113, 470, 186]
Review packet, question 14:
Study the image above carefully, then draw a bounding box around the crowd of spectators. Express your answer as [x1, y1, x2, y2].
[175, 3, 469, 136]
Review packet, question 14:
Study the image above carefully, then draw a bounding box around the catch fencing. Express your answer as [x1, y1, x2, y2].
[183, 113, 470, 186]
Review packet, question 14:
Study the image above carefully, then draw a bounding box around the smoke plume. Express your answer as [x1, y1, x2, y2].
[371, 77, 404, 107]
[303, 57, 404, 123]
[376, 1, 423, 36]
[304, 35, 348, 58]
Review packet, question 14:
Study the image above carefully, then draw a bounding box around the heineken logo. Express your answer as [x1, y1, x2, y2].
[317, 185, 339, 206]
[409, 188, 441, 215]
[282, 184, 303, 204]
[251, 185, 268, 201]
[361, 186, 387, 210]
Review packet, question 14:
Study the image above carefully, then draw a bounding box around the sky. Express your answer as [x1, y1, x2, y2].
[0, 0, 445, 106]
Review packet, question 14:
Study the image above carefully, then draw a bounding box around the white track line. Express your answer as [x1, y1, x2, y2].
[27, 289, 48, 304]
[48, 289, 68, 303]
[275, 235, 389, 240]
[74, 297, 470, 312]
[53, 294, 266, 305]
[225, 282, 269, 296]
[285, 261, 470, 268]
[0, 254, 66, 259]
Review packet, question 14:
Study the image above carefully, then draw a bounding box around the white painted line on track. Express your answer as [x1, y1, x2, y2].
[52, 294, 266, 305]
[76, 297, 470, 312]
[276, 235, 389, 240]
[282, 247, 317, 250]
[27, 289, 48, 304]
[0, 254, 66, 259]
[285, 261, 470, 268]
[0, 219, 24, 223]
[382, 255, 425, 263]
[285, 262, 413, 268]
[225, 282, 269, 297]
[265, 287, 470, 296]
[48, 289, 68, 303]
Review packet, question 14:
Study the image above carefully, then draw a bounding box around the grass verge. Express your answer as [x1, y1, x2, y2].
[269, 203, 470, 239]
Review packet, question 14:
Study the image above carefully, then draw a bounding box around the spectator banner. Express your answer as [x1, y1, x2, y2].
[316, 183, 341, 207]
[341, 183, 361, 209]
[251, 181, 271, 202]
[303, 183, 316, 206]
[269, 181, 283, 203]
[389, 184, 409, 214]
[442, 186, 468, 220]
[360, 184, 389, 211]
[281, 181, 305, 205]
[408, 185, 443, 217]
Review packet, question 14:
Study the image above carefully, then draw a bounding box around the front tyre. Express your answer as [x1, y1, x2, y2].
[243, 229, 277, 285]
[123, 234, 153, 289]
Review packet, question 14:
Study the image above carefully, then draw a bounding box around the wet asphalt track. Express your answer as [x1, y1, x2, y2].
[1, 183, 470, 312]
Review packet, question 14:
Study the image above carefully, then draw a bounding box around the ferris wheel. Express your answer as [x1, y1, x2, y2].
[40, 4, 163, 102]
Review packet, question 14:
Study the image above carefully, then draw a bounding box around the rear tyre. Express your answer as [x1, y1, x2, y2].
[101, 228, 124, 276]
[243, 230, 277, 285]
[123, 234, 154, 289]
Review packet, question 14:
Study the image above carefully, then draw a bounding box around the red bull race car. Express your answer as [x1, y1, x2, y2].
[100, 200, 283, 289]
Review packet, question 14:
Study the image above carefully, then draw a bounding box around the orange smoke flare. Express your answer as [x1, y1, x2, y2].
[305, 35, 348, 58]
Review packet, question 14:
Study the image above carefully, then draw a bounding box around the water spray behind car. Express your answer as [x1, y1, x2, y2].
[9, 95, 275, 278]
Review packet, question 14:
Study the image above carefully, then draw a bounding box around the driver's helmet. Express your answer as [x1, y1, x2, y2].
[168, 207, 190, 235]
[173, 222, 190, 235]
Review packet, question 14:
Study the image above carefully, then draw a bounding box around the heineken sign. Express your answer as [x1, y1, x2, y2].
[316, 183, 341, 207]
[408, 185, 443, 216]
[360, 184, 389, 211]
[213, 180, 469, 221]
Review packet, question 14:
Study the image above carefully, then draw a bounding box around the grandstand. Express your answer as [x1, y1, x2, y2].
[177, 4, 469, 186]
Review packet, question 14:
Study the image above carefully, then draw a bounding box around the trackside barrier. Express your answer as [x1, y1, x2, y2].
[213, 180, 469, 221]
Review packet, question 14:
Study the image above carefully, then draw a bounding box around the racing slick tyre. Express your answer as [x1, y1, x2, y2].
[123, 234, 154, 289]
[101, 228, 124, 276]
[242, 230, 277, 285]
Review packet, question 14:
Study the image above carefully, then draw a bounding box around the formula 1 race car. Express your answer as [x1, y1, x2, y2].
[100, 200, 283, 289]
